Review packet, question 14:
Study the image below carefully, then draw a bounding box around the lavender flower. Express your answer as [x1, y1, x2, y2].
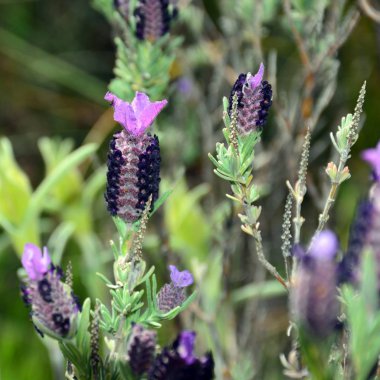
[290, 231, 339, 337]
[127, 324, 157, 375]
[228, 63, 272, 135]
[157, 265, 193, 313]
[148, 331, 214, 380]
[21, 243, 51, 281]
[339, 201, 374, 284]
[104, 92, 167, 223]
[20, 244, 79, 339]
[361, 141, 380, 182]
[339, 144, 380, 289]
[134, 0, 177, 42]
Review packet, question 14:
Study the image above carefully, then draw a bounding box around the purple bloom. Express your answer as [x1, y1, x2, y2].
[105, 92, 167, 137]
[127, 324, 157, 375]
[290, 249, 339, 337]
[134, 0, 177, 41]
[309, 230, 339, 260]
[169, 265, 194, 288]
[361, 141, 380, 182]
[22, 243, 51, 281]
[157, 266, 193, 313]
[104, 92, 165, 223]
[20, 246, 79, 339]
[228, 63, 272, 135]
[148, 331, 214, 380]
[177, 331, 196, 364]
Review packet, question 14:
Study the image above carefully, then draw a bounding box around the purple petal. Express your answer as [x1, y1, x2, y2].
[177, 331, 196, 364]
[132, 92, 151, 117]
[138, 99, 168, 133]
[361, 141, 380, 181]
[169, 265, 194, 288]
[309, 230, 338, 260]
[105, 91, 167, 136]
[105, 92, 123, 108]
[248, 63, 264, 90]
[21, 243, 51, 281]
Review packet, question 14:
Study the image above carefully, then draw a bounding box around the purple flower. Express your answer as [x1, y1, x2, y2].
[148, 331, 214, 380]
[361, 141, 380, 182]
[157, 266, 193, 313]
[127, 324, 157, 375]
[169, 265, 194, 288]
[21, 243, 51, 281]
[105, 92, 167, 137]
[290, 247, 339, 337]
[104, 92, 164, 223]
[20, 246, 79, 339]
[134, 0, 177, 41]
[309, 230, 339, 260]
[177, 331, 196, 364]
[228, 63, 272, 135]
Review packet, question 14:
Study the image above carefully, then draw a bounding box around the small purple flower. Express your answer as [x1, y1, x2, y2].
[157, 266, 193, 313]
[105, 92, 167, 137]
[309, 230, 339, 260]
[148, 331, 214, 380]
[228, 63, 272, 135]
[169, 265, 193, 288]
[20, 245, 79, 339]
[21, 243, 51, 281]
[104, 92, 166, 223]
[361, 141, 380, 182]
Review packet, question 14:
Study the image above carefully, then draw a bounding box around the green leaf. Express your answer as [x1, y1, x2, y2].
[26, 143, 98, 223]
[76, 298, 91, 358]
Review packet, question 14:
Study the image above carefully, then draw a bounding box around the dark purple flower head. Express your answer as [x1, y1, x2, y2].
[228, 63, 272, 135]
[338, 201, 374, 284]
[148, 331, 214, 380]
[127, 324, 157, 375]
[361, 141, 380, 182]
[157, 266, 193, 313]
[104, 92, 166, 223]
[290, 243, 339, 338]
[21, 243, 51, 281]
[20, 245, 79, 339]
[134, 0, 177, 41]
[169, 265, 193, 288]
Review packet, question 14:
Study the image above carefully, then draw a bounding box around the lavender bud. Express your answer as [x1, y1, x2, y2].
[290, 253, 339, 338]
[134, 0, 176, 41]
[228, 63, 272, 135]
[148, 331, 214, 380]
[127, 324, 157, 375]
[157, 283, 186, 313]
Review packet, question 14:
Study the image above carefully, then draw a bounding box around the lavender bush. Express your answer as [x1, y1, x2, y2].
[1, 0, 380, 379]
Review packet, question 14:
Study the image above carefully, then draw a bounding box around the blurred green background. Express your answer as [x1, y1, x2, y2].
[1, 0, 380, 379]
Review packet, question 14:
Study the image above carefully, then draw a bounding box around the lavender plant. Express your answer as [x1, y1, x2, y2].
[17, 91, 213, 380]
